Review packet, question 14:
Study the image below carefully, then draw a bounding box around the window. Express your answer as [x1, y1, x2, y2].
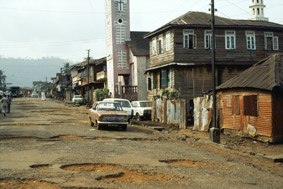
[246, 31, 256, 50]
[273, 36, 279, 50]
[244, 95, 258, 116]
[160, 69, 168, 89]
[158, 35, 163, 54]
[151, 72, 157, 89]
[116, 19, 126, 44]
[183, 30, 197, 49]
[204, 30, 212, 49]
[226, 95, 231, 107]
[225, 30, 236, 49]
[166, 32, 171, 51]
[232, 95, 240, 115]
[117, 50, 127, 69]
[152, 38, 157, 55]
[264, 32, 279, 50]
[147, 77, 152, 90]
[168, 69, 173, 88]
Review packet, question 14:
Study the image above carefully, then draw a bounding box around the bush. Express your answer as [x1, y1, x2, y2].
[94, 88, 110, 101]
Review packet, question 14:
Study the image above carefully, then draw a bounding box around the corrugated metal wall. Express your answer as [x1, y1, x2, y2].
[152, 97, 186, 129]
[219, 89, 274, 140]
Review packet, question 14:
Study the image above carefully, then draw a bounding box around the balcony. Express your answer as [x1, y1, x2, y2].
[96, 71, 107, 81]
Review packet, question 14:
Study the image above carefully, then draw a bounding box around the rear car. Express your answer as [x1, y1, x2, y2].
[72, 95, 83, 103]
[88, 101, 128, 131]
[131, 101, 152, 121]
[102, 98, 134, 120]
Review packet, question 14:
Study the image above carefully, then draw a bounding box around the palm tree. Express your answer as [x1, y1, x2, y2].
[0, 70, 6, 89]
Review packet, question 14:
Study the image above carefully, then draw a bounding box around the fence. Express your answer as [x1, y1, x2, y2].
[152, 97, 187, 129]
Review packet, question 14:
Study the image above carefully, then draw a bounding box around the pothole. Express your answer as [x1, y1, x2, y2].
[61, 163, 187, 183]
[160, 159, 226, 168]
[0, 178, 61, 189]
[30, 164, 51, 169]
[0, 136, 41, 140]
[50, 135, 87, 140]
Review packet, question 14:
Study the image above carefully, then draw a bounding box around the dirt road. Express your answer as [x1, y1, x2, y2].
[0, 98, 282, 188]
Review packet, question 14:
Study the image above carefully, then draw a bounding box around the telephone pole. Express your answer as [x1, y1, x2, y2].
[210, 0, 220, 143]
[86, 49, 90, 106]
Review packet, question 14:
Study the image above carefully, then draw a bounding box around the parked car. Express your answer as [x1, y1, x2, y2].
[72, 95, 83, 103]
[102, 98, 134, 120]
[131, 101, 152, 121]
[88, 101, 128, 131]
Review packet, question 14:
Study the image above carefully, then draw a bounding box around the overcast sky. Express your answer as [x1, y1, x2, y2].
[0, 0, 282, 63]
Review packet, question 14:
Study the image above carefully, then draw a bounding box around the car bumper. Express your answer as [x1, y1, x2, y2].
[97, 121, 128, 125]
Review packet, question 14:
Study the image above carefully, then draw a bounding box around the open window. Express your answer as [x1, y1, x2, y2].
[244, 95, 258, 116]
[183, 30, 197, 49]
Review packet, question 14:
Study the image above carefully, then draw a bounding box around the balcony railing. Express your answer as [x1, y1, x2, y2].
[96, 71, 107, 81]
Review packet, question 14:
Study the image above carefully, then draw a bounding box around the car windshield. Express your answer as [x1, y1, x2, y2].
[97, 103, 123, 111]
[140, 102, 152, 107]
[114, 100, 131, 108]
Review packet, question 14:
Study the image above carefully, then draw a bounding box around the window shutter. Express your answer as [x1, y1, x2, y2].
[244, 95, 258, 116]
[161, 69, 168, 89]
[151, 73, 154, 89]
[193, 34, 197, 49]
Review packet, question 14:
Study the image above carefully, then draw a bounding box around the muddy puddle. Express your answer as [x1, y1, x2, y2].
[61, 163, 187, 183]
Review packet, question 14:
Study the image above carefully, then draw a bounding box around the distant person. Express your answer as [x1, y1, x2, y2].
[1, 94, 8, 116]
[41, 92, 46, 101]
[7, 95, 12, 113]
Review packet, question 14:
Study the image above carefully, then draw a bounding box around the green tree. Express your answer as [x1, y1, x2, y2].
[0, 70, 7, 88]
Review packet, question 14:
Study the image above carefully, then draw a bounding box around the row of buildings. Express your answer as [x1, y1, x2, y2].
[47, 0, 282, 142]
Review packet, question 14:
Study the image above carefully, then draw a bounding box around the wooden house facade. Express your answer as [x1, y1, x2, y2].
[217, 54, 283, 143]
[70, 57, 106, 104]
[144, 12, 283, 108]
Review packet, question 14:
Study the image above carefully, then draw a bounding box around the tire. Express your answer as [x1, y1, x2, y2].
[97, 124, 102, 130]
[89, 117, 94, 127]
[136, 113, 141, 122]
[122, 125, 127, 131]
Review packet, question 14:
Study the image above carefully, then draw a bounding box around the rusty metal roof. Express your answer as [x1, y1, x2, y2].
[145, 11, 283, 38]
[70, 57, 106, 70]
[217, 53, 283, 91]
[127, 31, 150, 56]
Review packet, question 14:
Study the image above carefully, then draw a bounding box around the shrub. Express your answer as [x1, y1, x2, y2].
[94, 88, 110, 101]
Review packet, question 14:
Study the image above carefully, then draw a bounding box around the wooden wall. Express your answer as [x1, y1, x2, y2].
[218, 89, 277, 142]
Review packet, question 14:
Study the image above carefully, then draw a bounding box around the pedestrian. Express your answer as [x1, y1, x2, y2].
[41, 91, 46, 101]
[1, 94, 8, 117]
[7, 95, 12, 113]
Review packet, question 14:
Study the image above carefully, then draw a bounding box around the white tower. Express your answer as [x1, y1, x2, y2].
[250, 0, 268, 21]
[105, 0, 131, 97]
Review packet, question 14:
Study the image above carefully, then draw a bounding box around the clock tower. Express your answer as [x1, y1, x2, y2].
[105, 0, 131, 96]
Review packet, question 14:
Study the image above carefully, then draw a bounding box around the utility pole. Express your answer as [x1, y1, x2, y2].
[86, 49, 90, 106]
[210, 0, 220, 143]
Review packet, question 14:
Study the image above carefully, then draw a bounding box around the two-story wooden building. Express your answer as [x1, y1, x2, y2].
[70, 57, 107, 104]
[144, 11, 283, 108]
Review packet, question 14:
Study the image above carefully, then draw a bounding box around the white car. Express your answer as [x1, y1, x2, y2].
[72, 95, 83, 103]
[131, 101, 152, 121]
[102, 98, 133, 119]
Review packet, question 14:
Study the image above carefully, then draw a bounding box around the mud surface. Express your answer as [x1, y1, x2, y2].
[0, 98, 282, 188]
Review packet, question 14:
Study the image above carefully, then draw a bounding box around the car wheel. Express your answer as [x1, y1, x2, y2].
[97, 124, 102, 130]
[136, 113, 141, 122]
[89, 117, 94, 127]
[122, 125, 127, 131]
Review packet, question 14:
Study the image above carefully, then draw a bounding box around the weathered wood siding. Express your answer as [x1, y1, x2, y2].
[173, 28, 283, 64]
[149, 29, 175, 67]
[218, 89, 275, 142]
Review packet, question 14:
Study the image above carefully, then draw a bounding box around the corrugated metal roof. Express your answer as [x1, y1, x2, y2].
[70, 57, 106, 70]
[127, 31, 150, 56]
[145, 11, 283, 38]
[217, 53, 283, 91]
